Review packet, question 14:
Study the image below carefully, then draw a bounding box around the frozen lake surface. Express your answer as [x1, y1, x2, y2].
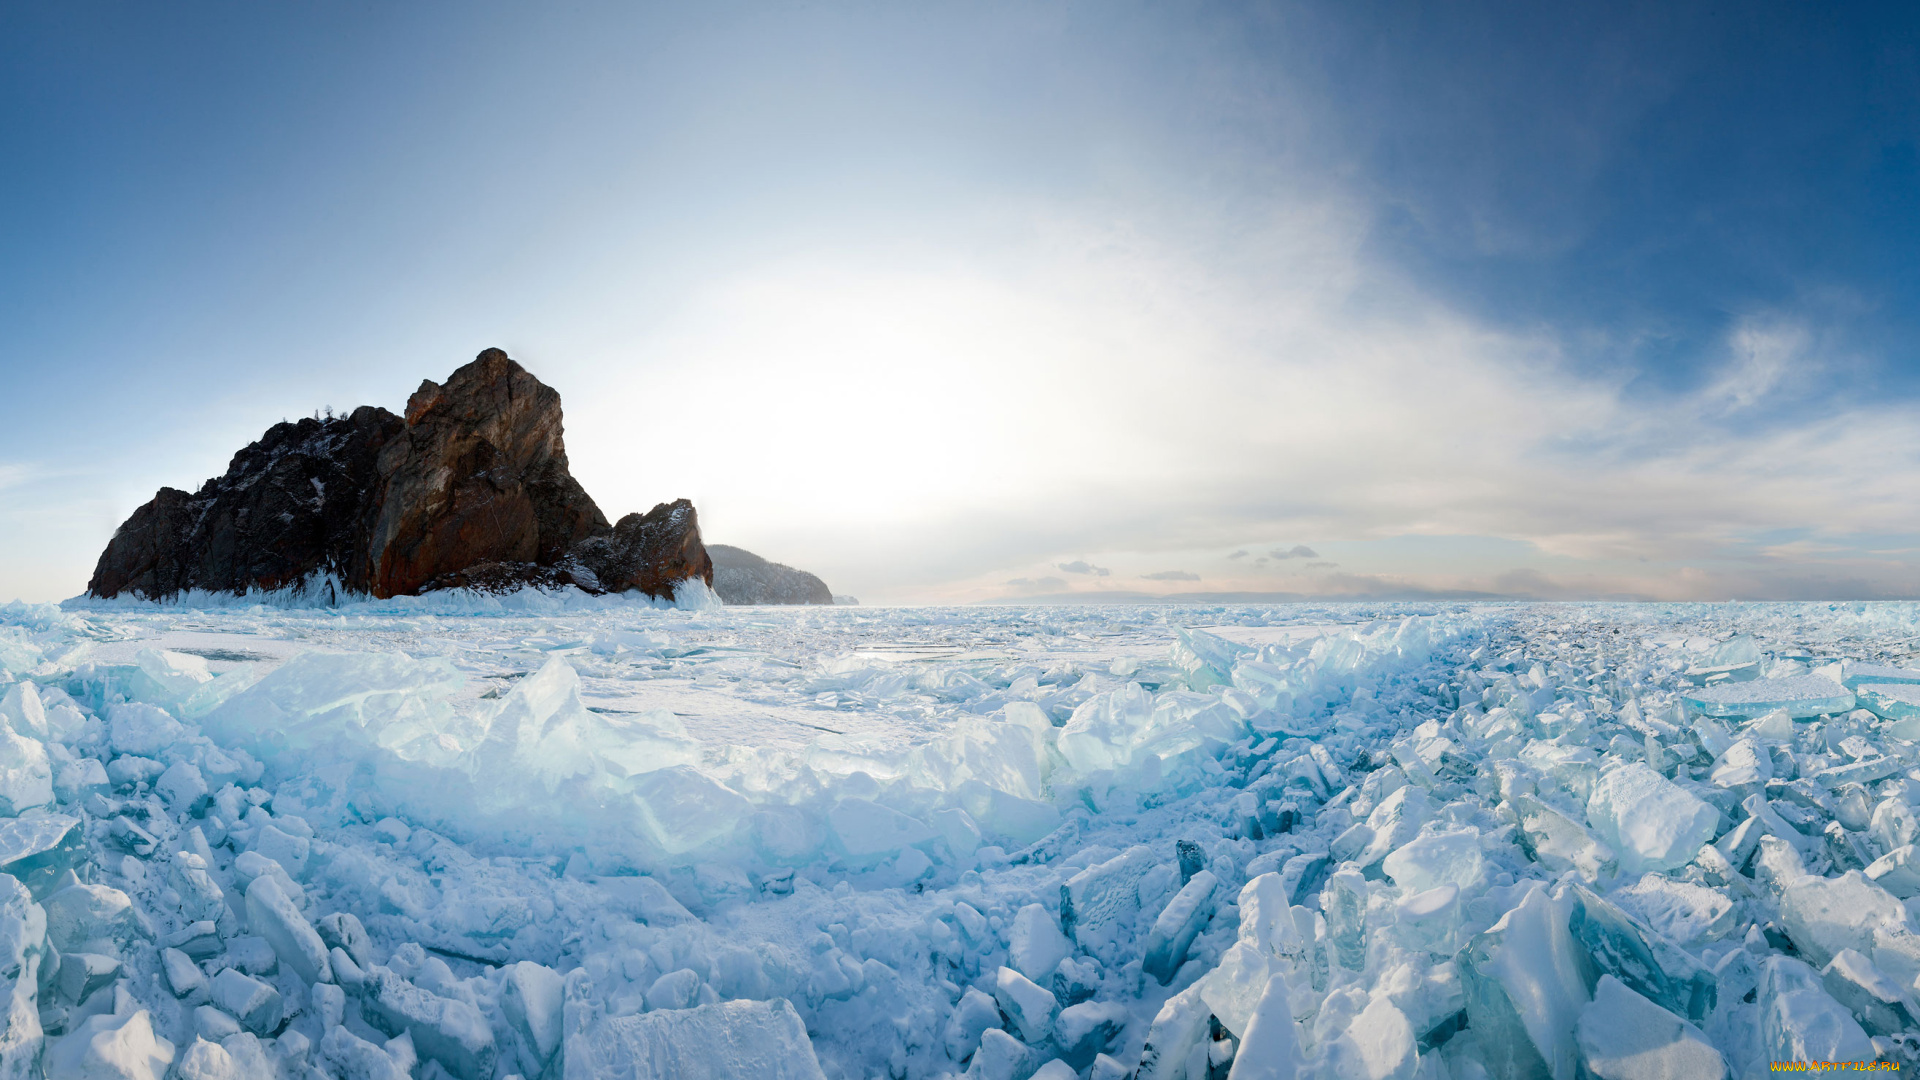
[5, 596, 1920, 1076]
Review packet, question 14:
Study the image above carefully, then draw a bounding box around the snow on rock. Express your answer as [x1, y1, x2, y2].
[45, 1008, 174, 1080]
[707, 544, 834, 606]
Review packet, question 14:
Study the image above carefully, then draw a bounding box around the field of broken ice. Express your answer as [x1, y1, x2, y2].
[11, 598, 1920, 1078]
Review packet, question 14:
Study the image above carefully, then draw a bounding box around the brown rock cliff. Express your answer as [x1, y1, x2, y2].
[365, 349, 609, 597]
[87, 349, 709, 603]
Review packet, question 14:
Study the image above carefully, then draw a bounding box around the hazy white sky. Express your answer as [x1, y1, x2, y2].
[5, 2, 1920, 603]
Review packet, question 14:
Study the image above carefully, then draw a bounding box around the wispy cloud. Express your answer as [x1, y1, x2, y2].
[1269, 545, 1318, 560]
[1057, 560, 1109, 576]
[0, 465, 35, 494]
[1701, 316, 1811, 414]
[1141, 570, 1200, 582]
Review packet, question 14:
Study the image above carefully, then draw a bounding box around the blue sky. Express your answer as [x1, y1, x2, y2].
[3, 1, 1919, 603]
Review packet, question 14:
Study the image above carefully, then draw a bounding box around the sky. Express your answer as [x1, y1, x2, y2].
[4, 1, 1920, 605]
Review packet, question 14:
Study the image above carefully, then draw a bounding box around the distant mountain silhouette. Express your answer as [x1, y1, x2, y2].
[708, 545, 833, 605]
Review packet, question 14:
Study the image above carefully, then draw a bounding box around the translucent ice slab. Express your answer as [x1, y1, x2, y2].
[201, 650, 465, 761]
[1679, 676, 1854, 719]
[1683, 635, 1763, 685]
[1460, 884, 1589, 1080]
[0, 813, 83, 899]
[1575, 975, 1726, 1080]
[1853, 682, 1920, 722]
[1839, 661, 1920, 690]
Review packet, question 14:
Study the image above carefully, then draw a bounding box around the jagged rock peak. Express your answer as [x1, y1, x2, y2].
[367, 348, 609, 597]
[87, 349, 710, 603]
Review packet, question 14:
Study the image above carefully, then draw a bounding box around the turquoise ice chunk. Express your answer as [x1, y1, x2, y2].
[1854, 683, 1920, 721]
[1322, 870, 1368, 972]
[1566, 885, 1717, 1024]
[1843, 662, 1920, 690]
[1679, 676, 1854, 720]
[0, 813, 84, 900]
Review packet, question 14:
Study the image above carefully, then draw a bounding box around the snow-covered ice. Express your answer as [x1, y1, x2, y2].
[9, 596, 1920, 1075]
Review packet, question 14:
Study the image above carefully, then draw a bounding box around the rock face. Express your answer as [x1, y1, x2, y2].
[88, 350, 711, 603]
[571, 502, 715, 599]
[708, 545, 833, 605]
[368, 350, 610, 597]
[86, 407, 404, 602]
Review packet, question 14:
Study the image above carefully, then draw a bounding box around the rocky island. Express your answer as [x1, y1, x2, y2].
[87, 349, 718, 603]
